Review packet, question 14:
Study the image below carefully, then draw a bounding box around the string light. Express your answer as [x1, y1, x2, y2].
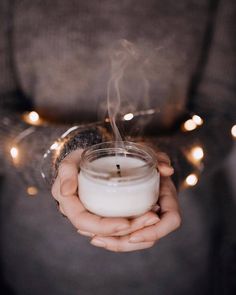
[192, 115, 203, 126]
[50, 142, 60, 150]
[231, 125, 236, 138]
[185, 173, 198, 186]
[183, 119, 197, 131]
[29, 111, 39, 122]
[22, 111, 41, 125]
[123, 113, 134, 121]
[10, 146, 19, 159]
[49, 141, 63, 157]
[27, 186, 38, 196]
[190, 146, 204, 161]
[182, 114, 204, 132]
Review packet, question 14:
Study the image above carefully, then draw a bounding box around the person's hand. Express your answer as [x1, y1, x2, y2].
[51, 149, 181, 252]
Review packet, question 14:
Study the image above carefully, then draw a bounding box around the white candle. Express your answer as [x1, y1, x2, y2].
[78, 142, 160, 218]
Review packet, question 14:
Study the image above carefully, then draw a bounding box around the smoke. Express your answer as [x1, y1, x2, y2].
[107, 39, 140, 144]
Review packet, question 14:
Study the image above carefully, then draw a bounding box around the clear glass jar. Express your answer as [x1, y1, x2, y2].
[79, 141, 160, 218]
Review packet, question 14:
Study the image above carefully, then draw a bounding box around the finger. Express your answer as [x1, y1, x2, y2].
[73, 207, 130, 235]
[53, 171, 131, 235]
[54, 181, 131, 235]
[156, 152, 174, 176]
[156, 152, 171, 166]
[51, 176, 61, 201]
[64, 197, 131, 236]
[90, 235, 155, 252]
[129, 177, 181, 243]
[58, 149, 83, 196]
[129, 211, 181, 243]
[157, 165, 174, 176]
[112, 211, 160, 237]
[77, 229, 95, 238]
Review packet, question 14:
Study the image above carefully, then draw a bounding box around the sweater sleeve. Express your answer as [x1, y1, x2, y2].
[0, 94, 110, 190]
[143, 0, 236, 188]
[0, 0, 109, 189]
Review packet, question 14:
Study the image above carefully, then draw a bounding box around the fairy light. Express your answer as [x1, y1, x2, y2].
[183, 119, 197, 131]
[27, 186, 38, 196]
[190, 146, 204, 161]
[123, 113, 134, 121]
[231, 125, 236, 138]
[192, 115, 203, 126]
[50, 141, 63, 157]
[28, 111, 39, 122]
[50, 142, 60, 150]
[22, 111, 42, 125]
[10, 146, 19, 159]
[185, 174, 198, 186]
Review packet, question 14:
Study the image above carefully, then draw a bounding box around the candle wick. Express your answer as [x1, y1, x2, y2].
[116, 164, 121, 177]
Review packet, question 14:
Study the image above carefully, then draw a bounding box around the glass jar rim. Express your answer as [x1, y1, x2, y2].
[80, 141, 157, 183]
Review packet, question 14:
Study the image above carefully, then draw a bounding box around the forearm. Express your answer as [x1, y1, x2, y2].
[0, 106, 110, 188]
[143, 113, 234, 189]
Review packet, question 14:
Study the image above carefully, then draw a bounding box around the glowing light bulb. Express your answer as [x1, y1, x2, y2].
[50, 142, 59, 150]
[192, 115, 203, 126]
[183, 119, 197, 131]
[185, 174, 198, 186]
[10, 146, 18, 159]
[123, 113, 134, 121]
[191, 146, 204, 161]
[231, 125, 236, 138]
[28, 111, 39, 122]
[27, 186, 38, 196]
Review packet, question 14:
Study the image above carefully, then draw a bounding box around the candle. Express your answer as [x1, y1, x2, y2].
[78, 142, 160, 218]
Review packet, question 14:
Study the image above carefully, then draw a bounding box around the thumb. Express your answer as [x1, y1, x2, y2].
[58, 149, 83, 196]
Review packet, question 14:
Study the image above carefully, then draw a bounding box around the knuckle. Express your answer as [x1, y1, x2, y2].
[59, 205, 66, 215]
[152, 230, 159, 241]
[70, 215, 81, 229]
[114, 245, 121, 252]
[51, 183, 58, 199]
[172, 212, 182, 229]
[148, 241, 156, 249]
[74, 219, 82, 230]
[113, 242, 122, 252]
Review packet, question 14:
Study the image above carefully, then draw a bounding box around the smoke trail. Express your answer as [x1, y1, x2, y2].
[107, 39, 139, 144]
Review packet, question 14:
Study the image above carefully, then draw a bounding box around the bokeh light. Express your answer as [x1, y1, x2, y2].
[191, 146, 204, 161]
[185, 173, 198, 186]
[123, 113, 134, 121]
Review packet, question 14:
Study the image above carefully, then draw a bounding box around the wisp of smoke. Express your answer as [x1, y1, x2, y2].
[107, 39, 139, 145]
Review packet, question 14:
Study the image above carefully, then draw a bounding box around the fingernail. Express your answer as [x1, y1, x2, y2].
[115, 224, 130, 232]
[158, 163, 174, 170]
[77, 230, 95, 238]
[90, 238, 106, 248]
[144, 217, 160, 227]
[129, 236, 144, 243]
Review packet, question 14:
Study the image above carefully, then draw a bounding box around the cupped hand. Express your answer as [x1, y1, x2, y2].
[51, 149, 181, 251]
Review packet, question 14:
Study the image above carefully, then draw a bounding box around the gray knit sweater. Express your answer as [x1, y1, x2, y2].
[0, 0, 235, 189]
[0, 1, 236, 294]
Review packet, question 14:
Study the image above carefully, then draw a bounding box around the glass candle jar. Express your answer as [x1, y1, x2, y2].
[78, 141, 160, 218]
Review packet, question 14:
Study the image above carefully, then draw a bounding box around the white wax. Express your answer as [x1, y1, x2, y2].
[79, 156, 159, 217]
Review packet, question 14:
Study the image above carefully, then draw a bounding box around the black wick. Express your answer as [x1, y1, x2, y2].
[116, 164, 121, 177]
